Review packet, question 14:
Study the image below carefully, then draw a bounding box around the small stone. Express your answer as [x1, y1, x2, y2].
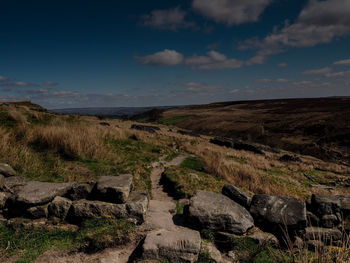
[65, 181, 95, 200]
[0, 163, 16, 177]
[321, 214, 339, 228]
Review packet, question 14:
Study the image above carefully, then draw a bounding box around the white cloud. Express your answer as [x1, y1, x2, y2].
[325, 70, 350, 78]
[179, 81, 224, 93]
[254, 79, 272, 83]
[276, 78, 289, 83]
[278, 63, 288, 68]
[141, 7, 194, 31]
[192, 0, 273, 26]
[333, 59, 350, 66]
[0, 76, 9, 82]
[185, 50, 243, 70]
[0, 81, 39, 87]
[302, 67, 332, 75]
[135, 49, 184, 66]
[239, 0, 350, 58]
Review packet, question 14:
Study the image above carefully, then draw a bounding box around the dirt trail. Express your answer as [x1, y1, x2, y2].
[33, 154, 188, 263]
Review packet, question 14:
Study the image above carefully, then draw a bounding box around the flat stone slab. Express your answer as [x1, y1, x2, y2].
[15, 181, 73, 206]
[68, 190, 149, 224]
[94, 174, 133, 204]
[143, 228, 201, 263]
[187, 190, 254, 235]
[145, 200, 177, 231]
[304, 227, 342, 243]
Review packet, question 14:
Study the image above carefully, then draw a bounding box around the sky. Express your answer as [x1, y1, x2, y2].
[1, 0, 350, 109]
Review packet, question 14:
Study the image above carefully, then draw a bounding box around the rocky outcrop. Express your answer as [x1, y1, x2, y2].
[67, 190, 149, 224]
[307, 194, 350, 228]
[186, 190, 254, 235]
[210, 137, 264, 155]
[131, 124, 160, 134]
[304, 227, 342, 245]
[222, 184, 251, 209]
[279, 155, 302, 162]
[250, 195, 307, 238]
[93, 175, 133, 204]
[142, 228, 201, 263]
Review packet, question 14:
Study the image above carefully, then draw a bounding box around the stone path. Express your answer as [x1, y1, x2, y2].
[33, 154, 188, 263]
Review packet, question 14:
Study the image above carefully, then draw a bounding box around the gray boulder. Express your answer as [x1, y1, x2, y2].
[250, 195, 307, 236]
[65, 181, 95, 200]
[27, 204, 48, 219]
[48, 196, 72, 219]
[143, 228, 201, 263]
[15, 181, 73, 206]
[186, 190, 254, 235]
[222, 184, 251, 208]
[94, 175, 133, 204]
[126, 191, 149, 224]
[4, 176, 27, 191]
[304, 227, 342, 245]
[67, 199, 127, 223]
[0, 163, 16, 177]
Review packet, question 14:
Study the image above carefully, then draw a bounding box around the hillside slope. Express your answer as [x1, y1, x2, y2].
[161, 98, 350, 165]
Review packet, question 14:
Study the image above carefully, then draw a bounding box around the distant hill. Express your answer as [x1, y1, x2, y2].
[161, 97, 350, 165]
[53, 106, 179, 118]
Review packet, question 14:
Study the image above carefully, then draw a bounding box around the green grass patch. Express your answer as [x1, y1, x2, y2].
[175, 202, 185, 215]
[165, 152, 180, 162]
[0, 110, 17, 129]
[162, 166, 225, 199]
[180, 156, 204, 172]
[159, 115, 196, 125]
[0, 218, 135, 263]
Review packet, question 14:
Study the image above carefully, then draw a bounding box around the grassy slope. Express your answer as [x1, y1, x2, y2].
[1, 101, 350, 262]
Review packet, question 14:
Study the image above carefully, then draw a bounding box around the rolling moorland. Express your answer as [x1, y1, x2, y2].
[0, 100, 350, 262]
[161, 98, 350, 165]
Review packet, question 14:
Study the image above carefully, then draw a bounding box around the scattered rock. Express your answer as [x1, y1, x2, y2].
[0, 192, 9, 209]
[15, 181, 73, 206]
[247, 231, 279, 247]
[304, 227, 342, 245]
[250, 194, 307, 237]
[99, 122, 110, 126]
[201, 242, 222, 263]
[306, 211, 319, 226]
[26, 204, 48, 219]
[67, 199, 127, 223]
[0, 163, 16, 177]
[65, 181, 95, 200]
[186, 190, 254, 235]
[94, 175, 133, 204]
[189, 173, 199, 179]
[48, 196, 72, 220]
[222, 184, 251, 209]
[177, 130, 200, 137]
[321, 214, 340, 228]
[279, 155, 302, 162]
[210, 137, 264, 155]
[131, 124, 160, 133]
[142, 228, 201, 263]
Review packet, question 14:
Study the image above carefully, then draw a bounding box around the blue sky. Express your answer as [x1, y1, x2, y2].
[1, 0, 350, 108]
